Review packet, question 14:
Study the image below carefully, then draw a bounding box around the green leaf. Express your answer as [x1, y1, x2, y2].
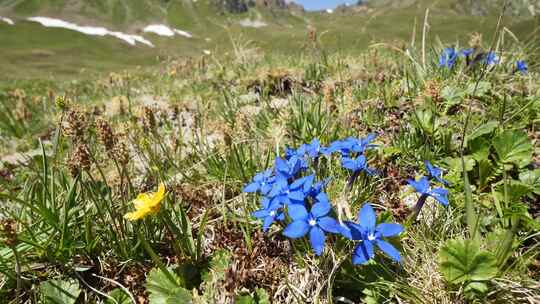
[39, 279, 81, 304]
[464, 281, 489, 294]
[445, 156, 475, 173]
[477, 159, 495, 190]
[469, 137, 491, 162]
[466, 81, 491, 97]
[519, 169, 540, 195]
[105, 289, 132, 304]
[493, 130, 533, 167]
[494, 180, 533, 204]
[255, 288, 271, 304]
[146, 267, 192, 304]
[466, 121, 498, 144]
[439, 238, 498, 285]
[235, 295, 256, 304]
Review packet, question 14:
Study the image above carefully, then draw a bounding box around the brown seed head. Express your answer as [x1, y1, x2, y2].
[67, 143, 91, 176]
[0, 219, 18, 247]
[96, 118, 116, 154]
[64, 109, 87, 141]
[142, 106, 157, 132]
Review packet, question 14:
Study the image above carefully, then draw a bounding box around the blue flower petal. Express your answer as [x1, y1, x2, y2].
[352, 240, 374, 265]
[309, 226, 325, 256]
[262, 216, 275, 232]
[358, 203, 376, 230]
[408, 176, 430, 194]
[376, 223, 404, 237]
[283, 220, 310, 238]
[376, 239, 401, 263]
[311, 201, 331, 218]
[252, 209, 269, 219]
[430, 187, 449, 206]
[341, 157, 357, 171]
[275, 157, 289, 174]
[287, 204, 309, 221]
[317, 216, 340, 233]
[288, 190, 306, 203]
[338, 222, 353, 239]
[243, 182, 259, 193]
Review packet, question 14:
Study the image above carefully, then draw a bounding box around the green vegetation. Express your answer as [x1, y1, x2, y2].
[0, 1, 539, 303]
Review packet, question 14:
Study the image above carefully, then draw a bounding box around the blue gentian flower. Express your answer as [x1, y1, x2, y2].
[269, 175, 313, 205]
[323, 134, 377, 157]
[341, 155, 376, 175]
[341, 203, 403, 264]
[485, 51, 500, 65]
[439, 47, 458, 68]
[460, 48, 474, 57]
[305, 138, 323, 158]
[252, 197, 285, 232]
[275, 156, 304, 179]
[408, 176, 449, 206]
[243, 169, 275, 195]
[516, 60, 528, 74]
[307, 178, 330, 198]
[321, 140, 346, 156]
[283, 193, 340, 255]
[424, 160, 449, 186]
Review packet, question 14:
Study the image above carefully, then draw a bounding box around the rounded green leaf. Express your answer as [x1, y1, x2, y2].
[439, 239, 498, 285]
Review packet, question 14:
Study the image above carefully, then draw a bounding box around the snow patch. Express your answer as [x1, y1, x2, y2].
[27, 17, 154, 47]
[143, 24, 193, 38]
[144, 24, 174, 36]
[239, 19, 267, 28]
[174, 29, 192, 38]
[326, 9, 334, 14]
[203, 50, 211, 55]
[1, 17, 14, 25]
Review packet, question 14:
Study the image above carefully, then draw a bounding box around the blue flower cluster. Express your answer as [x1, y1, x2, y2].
[439, 47, 529, 74]
[244, 135, 404, 265]
[407, 161, 449, 218]
[439, 47, 500, 68]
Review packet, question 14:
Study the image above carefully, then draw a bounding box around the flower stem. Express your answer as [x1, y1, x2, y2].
[12, 246, 22, 302]
[410, 194, 428, 222]
[346, 170, 360, 193]
[136, 227, 179, 287]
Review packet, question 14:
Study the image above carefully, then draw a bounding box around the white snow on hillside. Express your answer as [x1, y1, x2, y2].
[143, 24, 193, 38]
[174, 29, 192, 38]
[1, 17, 14, 25]
[27, 17, 154, 47]
[239, 19, 267, 28]
[326, 9, 334, 14]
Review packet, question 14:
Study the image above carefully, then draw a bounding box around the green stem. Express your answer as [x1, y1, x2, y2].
[136, 227, 179, 287]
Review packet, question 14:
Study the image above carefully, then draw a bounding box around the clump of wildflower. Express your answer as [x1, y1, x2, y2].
[341, 203, 403, 264]
[516, 60, 528, 74]
[245, 134, 400, 260]
[408, 161, 449, 220]
[484, 51, 500, 66]
[439, 47, 458, 68]
[124, 183, 166, 221]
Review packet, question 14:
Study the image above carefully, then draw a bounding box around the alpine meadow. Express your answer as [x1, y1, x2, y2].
[0, 0, 539, 303]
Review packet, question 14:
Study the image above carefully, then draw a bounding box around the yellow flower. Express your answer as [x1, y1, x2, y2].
[124, 183, 166, 221]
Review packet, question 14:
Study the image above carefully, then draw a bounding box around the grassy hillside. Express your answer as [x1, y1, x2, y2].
[0, 0, 538, 80]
